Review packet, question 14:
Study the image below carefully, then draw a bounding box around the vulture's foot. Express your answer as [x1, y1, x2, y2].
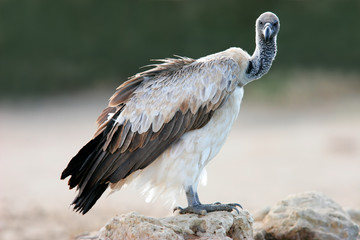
[174, 202, 242, 215]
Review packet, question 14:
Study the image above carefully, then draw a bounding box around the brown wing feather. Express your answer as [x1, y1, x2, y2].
[109, 78, 143, 107]
[96, 106, 115, 126]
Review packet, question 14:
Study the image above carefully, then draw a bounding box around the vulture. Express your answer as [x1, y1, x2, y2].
[61, 12, 280, 215]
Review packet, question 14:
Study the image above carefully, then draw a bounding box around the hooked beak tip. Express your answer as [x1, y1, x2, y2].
[263, 24, 273, 41]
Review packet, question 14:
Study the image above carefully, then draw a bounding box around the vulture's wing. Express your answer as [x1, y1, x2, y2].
[61, 56, 241, 214]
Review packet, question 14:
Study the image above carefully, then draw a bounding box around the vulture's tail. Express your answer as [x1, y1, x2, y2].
[61, 132, 108, 214]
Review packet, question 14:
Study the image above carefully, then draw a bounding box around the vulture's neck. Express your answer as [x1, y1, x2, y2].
[245, 36, 277, 82]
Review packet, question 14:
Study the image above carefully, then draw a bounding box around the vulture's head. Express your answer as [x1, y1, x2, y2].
[256, 12, 280, 42]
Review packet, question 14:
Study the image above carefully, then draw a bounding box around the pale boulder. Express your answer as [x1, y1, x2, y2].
[254, 191, 359, 240]
[95, 210, 254, 240]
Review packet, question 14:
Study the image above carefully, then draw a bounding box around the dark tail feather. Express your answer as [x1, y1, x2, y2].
[61, 132, 108, 214]
[72, 182, 108, 214]
[61, 133, 103, 182]
[61, 111, 120, 183]
[61, 110, 123, 214]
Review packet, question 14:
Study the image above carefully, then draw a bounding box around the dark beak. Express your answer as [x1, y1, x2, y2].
[263, 23, 273, 41]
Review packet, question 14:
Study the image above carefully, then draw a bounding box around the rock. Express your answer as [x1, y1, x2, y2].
[93, 210, 254, 240]
[76, 192, 360, 240]
[347, 209, 360, 227]
[252, 206, 271, 222]
[253, 191, 359, 240]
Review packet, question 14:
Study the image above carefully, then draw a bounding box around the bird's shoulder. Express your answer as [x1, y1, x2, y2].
[200, 47, 251, 72]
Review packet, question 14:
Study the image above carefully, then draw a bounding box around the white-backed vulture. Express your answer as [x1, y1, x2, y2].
[61, 12, 280, 214]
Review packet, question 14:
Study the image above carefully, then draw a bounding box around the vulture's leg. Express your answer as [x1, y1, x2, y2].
[174, 186, 242, 215]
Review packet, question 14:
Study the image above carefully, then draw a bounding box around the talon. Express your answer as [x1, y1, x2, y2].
[230, 203, 243, 209]
[174, 202, 243, 215]
[233, 207, 240, 214]
[173, 206, 183, 213]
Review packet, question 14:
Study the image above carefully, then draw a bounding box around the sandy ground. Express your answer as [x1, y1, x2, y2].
[1, 87, 359, 240]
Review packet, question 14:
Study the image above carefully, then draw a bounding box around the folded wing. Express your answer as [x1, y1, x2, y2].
[61, 56, 241, 214]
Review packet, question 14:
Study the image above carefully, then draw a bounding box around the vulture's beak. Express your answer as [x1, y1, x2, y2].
[263, 23, 273, 41]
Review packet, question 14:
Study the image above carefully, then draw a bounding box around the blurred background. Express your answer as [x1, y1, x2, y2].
[1, 1, 359, 239]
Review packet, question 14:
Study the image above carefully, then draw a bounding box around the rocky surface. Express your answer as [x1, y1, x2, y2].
[91, 210, 254, 240]
[78, 192, 359, 240]
[253, 192, 359, 240]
